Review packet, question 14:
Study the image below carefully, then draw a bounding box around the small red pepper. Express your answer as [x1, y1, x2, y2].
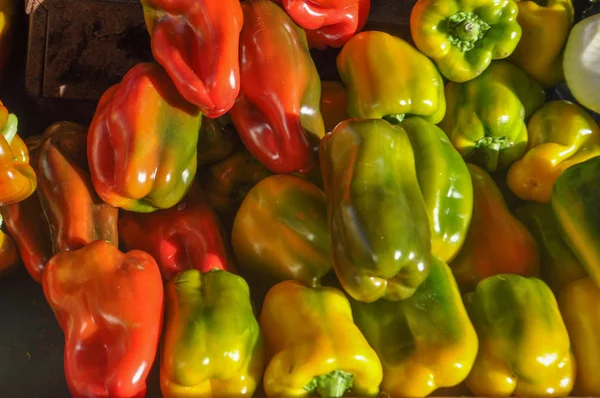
[119, 183, 236, 282]
[140, 0, 244, 118]
[42, 240, 164, 398]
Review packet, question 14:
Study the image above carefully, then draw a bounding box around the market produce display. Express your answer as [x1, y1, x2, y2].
[1, 0, 600, 397]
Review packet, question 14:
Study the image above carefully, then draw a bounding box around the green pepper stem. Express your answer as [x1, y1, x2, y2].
[472, 136, 512, 171]
[446, 12, 491, 52]
[304, 370, 354, 398]
[1, 114, 19, 145]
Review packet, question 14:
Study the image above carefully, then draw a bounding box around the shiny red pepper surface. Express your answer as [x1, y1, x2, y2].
[42, 240, 164, 398]
[140, 0, 244, 118]
[231, 0, 326, 175]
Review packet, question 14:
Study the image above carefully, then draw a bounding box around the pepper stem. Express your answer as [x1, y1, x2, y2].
[0, 114, 19, 145]
[472, 136, 512, 172]
[383, 114, 405, 125]
[446, 12, 491, 52]
[304, 370, 354, 398]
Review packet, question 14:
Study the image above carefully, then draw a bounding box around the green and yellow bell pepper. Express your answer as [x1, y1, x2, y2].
[350, 256, 478, 397]
[439, 61, 546, 172]
[464, 274, 575, 396]
[508, 100, 600, 203]
[260, 280, 383, 397]
[337, 30, 446, 124]
[410, 0, 522, 82]
[161, 269, 265, 398]
[320, 119, 431, 303]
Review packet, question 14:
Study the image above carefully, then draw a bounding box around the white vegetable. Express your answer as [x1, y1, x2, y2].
[563, 14, 600, 114]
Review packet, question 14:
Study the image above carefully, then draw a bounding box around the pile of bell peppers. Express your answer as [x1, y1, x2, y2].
[2, 0, 600, 396]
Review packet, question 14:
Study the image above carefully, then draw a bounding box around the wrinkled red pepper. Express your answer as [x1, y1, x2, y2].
[274, 0, 371, 49]
[140, 0, 243, 118]
[231, 0, 326, 175]
[42, 240, 164, 398]
[119, 183, 236, 282]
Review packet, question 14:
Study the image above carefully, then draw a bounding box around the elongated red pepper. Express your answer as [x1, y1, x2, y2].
[140, 0, 243, 118]
[119, 183, 236, 282]
[231, 0, 326, 175]
[275, 0, 371, 49]
[42, 240, 164, 398]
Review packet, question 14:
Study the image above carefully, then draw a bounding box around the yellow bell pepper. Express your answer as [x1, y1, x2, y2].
[464, 274, 575, 397]
[508, 0, 574, 87]
[558, 277, 600, 396]
[260, 280, 383, 397]
[0, 223, 18, 276]
[507, 100, 600, 203]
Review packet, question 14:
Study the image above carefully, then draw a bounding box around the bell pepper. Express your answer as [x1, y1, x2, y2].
[516, 203, 587, 295]
[42, 240, 164, 398]
[0, 101, 37, 206]
[260, 280, 383, 397]
[507, 100, 600, 203]
[410, 0, 522, 83]
[551, 155, 600, 289]
[161, 269, 264, 398]
[320, 119, 431, 303]
[197, 117, 239, 167]
[450, 163, 540, 293]
[119, 183, 236, 282]
[401, 117, 473, 263]
[1, 193, 53, 283]
[439, 61, 546, 172]
[337, 30, 446, 125]
[508, 0, 574, 87]
[88, 62, 202, 213]
[232, 174, 331, 288]
[140, 0, 243, 118]
[464, 274, 575, 397]
[350, 256, 478, 397]
[320, 81, 349, 134]
[273, 0, 371, 49]
[0, 224, 18, 276]
[199, 148, 272, 226]
[35, 122, 119, 253]
[231, 0, 326, 175]
[558, 277, 600, 396]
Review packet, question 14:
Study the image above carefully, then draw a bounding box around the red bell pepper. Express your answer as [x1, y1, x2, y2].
[119, 183, 236, 282]
[36, 122, 119, 252]
[231, 0, 326, 175]
[274, 0, 371, 49]
[88, 62, 202, 213]
[140, 0, 243, 118]
[42, 240, 164, 398]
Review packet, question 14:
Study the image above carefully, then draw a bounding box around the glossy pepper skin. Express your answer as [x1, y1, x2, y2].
[119, 183, 236, 282]
[508, 0, 574, 87]
[197, 118, 239, 167]
[0, 101, 36, 206]
[450, 164, 540, 293]
[410, 0, 522, 83]
[232, 174, 331, 288]
[231, 0, 326, 175]
[337, 31, 446, 124]
[401, 117, 473, 263]
[161, 269, 264, 398]
[464, 274, 575, 397]
[551, 156, 600, 289]
[558, 277, 600, 395]
[42, 240, 164, 398]
[273, 0, 371, 49]
[350, 256, 478, 397]
[140, 0, 243, 118]
[507, 100, 600, 203]
[0, 226, 19, 276]
[320, 119, 431, 303]
[260, 280, 383, 397]
[439, 61, 546, 172]
[320, 81, 349, 134]
[516, 203, 587, 295]
[36, 122, 119, 253]
[88, 62, 202, 213]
